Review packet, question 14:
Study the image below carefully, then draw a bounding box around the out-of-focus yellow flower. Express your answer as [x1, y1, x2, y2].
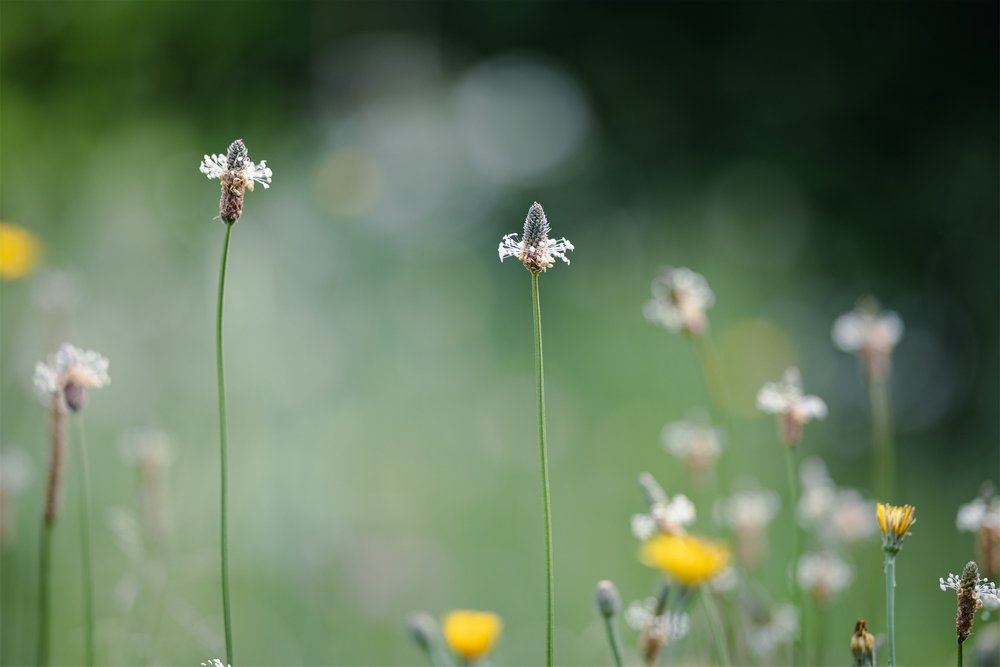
[641, 532, 730, 585]
[0, 223, 41, 279]
[877, 502, 916, 554]
[442, 610, 502, 662]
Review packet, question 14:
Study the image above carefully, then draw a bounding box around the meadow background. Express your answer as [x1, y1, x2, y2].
[1, 2, 997, 665]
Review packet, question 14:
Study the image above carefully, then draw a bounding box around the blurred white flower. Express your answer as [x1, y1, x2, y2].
[797, 552, 853, 604]
[33, 343, 110, 412]
[632, 493, 696, 540]
[661, 417, 723, 481]
[498, 202, 573, 272]
[0, 449, 32, 544]
[798, 458, 877, 546]
[643, 267, 714, 337]
[716, 488, 779, 568]
[625, 598, 691, 642]
[201, 660, 230, 667]
[756, 367, 827, 445]
[958, 497, 1000, 533]
[746, 603, 798, 659]
[832, 297, 903, 381]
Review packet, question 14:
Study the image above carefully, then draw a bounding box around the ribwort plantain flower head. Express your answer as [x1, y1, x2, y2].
[201, 661, 230, 667]
[632, 473, 696, 539]
[877, 502, 916, 555]
[643, 266, 715, 337]
[797, 552, 853, 605]
[661, 417, 723, 482]
[957, 486, 1000, 578]
[34, 343, 110, 412]
[940, 561, 1000, 644]
[756, 367, 827, 446]
[832, 296, 903, 381]
[625, 598, 690, 665]
[715, 488, 779, 567]
[200, 139, 272, 224]
[498, 202, 574, 273]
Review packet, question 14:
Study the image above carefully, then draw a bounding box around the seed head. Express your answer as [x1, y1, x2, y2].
[850, 619, 875, 667]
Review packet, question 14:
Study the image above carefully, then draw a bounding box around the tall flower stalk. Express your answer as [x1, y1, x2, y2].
[200, 139, 271, 665]
[595, 580, 624, 667]
[757, 367, 827, 666]
[33, 344, 110, 666]
[499, 201, 573, 667]
[877, 502, 916, 667]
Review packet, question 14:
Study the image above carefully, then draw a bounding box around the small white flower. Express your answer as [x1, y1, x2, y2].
[201, 660, 231, 667]
[756, 367, 827, 445]
[833, 297, 903, 380]
[797, 552, 853, 602]
[940, 572, 1000, 608]
[717, 489, 780, 531]
[625, 598, 691, 644]
[958, 497, 1000, 533]
[746, 603, 798, 658]
[633, 493, 696, 539]
[643, 267, 714, 337]
[33, 343, 110, 411]
[498, 202, 574, 272]
[199, 147, 272, 190]
[797, 458, 877, 545]
[661, 418, 723, 478]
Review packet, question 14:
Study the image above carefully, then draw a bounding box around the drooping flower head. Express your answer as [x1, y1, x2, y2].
[756, 367, 827, 446]
[940, 561, 1000, 644]
[33, 343, 110, 412]
[643, 266, 715, 337]
[200, 139, 272, 224]
[498, 202, 574, 273]
[661, 416, 723, 482]
[832, 296, 904, 381]
[442, 610, 502, 663]
[640, 532, 730, 585]
[797, 552, 853, 605]
[877, 502, 916, 555]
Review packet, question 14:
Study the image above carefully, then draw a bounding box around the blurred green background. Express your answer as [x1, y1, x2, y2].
[1, 2, 997, 665]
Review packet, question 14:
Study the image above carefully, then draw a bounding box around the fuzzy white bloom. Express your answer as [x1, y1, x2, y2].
[797, 458, 876, 545]
[709, 566, 740, 594]
[643, 267, 714, 337]
[756, 367, 827, 445]
[746, 604, 799, 658]
[33, 343, 110, 410]
[498, 202, 574, 272]
[199, 152, 272, 190]
[940, 572, 1000, 609]
[661, 418, 723, 477]
[716, 489, 780, 531]
[833, 298, 903, 380]
[958, 497, 1000, 533]
[0, 449, 31, 495]
[797, 552, 853, 602]
[632, 493, 696, 540]
[201, 660, 231, 667]
[625, 598, 691, 643]
[119, 429, 173, 468]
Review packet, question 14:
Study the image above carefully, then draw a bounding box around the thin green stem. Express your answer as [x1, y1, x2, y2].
[37, 523, 52, 666]
[601, 615, 624, 667]
[700, 587, 731, 666]
[216, 222, 235, 665]
[691, 335, 733, 491]
[884, 553, 896, 667]
[74, 416, 96, 667]
[530, 271, 554, 667]
[957, 640, 963, 667]
[814, 602, 825, 666]
[869, 377, 894, 501]
[784, 445, 804, 665]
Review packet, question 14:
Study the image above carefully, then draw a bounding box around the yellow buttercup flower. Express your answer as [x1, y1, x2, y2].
[877, 502, 916, 554]
[442, 610, 502, 662]
[0, 223, 41, 279]
[641, 532, 730, 585]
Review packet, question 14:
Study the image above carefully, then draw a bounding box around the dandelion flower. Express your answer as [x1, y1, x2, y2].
[797, 552, 853, 604]
[640, 533, 730, 585]
[34, 343, 110, 412]
[200, 139, 272, 224]
[498, 202, 574, 272]
[756, 367, 827, 445]
[833, 297, 903, 381]
[877, 502, 916, 554]
[643, 266, 714, 337]
[661, 417, 723, 481]
[442, 610, 502, 662]
[0, 223, 41, 280]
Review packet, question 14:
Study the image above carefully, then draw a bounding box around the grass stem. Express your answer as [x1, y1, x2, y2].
[216, 222, 235, 665]
[601, 613, 624, 667]
[74, 416, 95, 666]
[869, 377, 894, 501]
[530, 271, 554, 667]
[784, 445, 804, 665]
[700, 587, 731, 666]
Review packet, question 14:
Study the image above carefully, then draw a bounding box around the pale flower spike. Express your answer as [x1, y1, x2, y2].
[498, 202, 574, 272]
[200, 139, 272, 223]
[33, 343, 110, 412]
[643, 266, 715, 337]
[832, 296, 904, 381]
[756, 367, 827, 445]
[940, 571, 1000, 609]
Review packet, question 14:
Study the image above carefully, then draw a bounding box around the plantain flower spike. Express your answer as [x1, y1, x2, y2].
[200, 139, 272, 224]
[498, 202, 574, 273]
